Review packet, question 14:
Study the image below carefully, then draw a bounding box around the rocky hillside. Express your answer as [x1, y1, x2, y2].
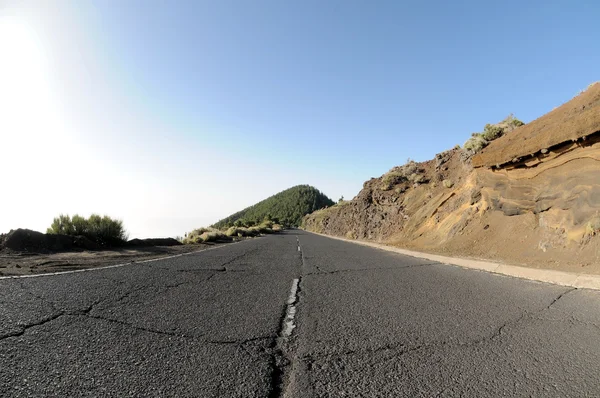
[303, 83, 600, 273]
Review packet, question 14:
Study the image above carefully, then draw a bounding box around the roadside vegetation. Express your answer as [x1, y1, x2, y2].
[183, 218, 282, 244]
[212, 185, 334, 229]
[380, 159, 427, 191]
[463, 114, 524, 155]
[46, 214, 128, 245]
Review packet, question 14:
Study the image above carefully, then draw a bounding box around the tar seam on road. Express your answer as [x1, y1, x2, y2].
[269, 236, 304, 398]
[282, 278, 300, 337]
[0, 239, 249, 280]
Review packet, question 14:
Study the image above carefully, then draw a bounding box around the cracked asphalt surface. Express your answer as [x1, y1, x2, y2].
[2, 230, 600, 397]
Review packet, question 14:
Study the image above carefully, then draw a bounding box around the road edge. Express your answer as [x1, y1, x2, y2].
[0, 239, 248, 280]
[307, 231, 600, 290]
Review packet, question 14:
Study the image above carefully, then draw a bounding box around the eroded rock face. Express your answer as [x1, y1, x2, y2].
[303, 84, 600, 268]
[473, 82, 600, 168]
[478, 137, 600, 244]
[303, 148, 476, 244]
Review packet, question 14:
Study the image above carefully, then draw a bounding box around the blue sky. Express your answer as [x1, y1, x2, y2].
[1, 0, 598, 237]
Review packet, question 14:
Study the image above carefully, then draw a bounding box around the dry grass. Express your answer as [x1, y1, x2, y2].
[585, 217, 600, 237]
[185, 221, 281, 243]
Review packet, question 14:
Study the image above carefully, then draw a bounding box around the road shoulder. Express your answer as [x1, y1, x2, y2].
[307, 231, 600, 290]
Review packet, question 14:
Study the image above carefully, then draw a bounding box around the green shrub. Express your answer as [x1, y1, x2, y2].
[260, 220, 274, 229]
[250, 225, 271, 234]
[381, 171, 406, 191]
[188, 227, 211, 235]
[463, 134, 488, 153]
[504, 114, 524, 128]
[225, 227, 241, 237]
[243, 228, 260, 237]
[481, 124, 504, 141]
[200, 231, 230, 242]
[183, 227, 215, 244]
[47, 214, 75, 235]
[409, 173, 425, 184]
[463, 115, 524, 155]
[443, 179, 454, 188]
[403, 161, 418, 176]
[47, 214, 128, 244]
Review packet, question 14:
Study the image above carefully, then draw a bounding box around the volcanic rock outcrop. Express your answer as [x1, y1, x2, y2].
[303, 83, 600, 271]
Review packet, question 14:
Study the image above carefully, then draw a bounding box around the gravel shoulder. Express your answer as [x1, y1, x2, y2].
[0, 243, 227, 276]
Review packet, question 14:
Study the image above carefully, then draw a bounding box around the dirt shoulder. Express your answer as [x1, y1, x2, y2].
[0, 243, 226, 277]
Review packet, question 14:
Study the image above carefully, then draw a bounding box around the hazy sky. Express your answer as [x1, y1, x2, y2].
[1, 1, 598, 238]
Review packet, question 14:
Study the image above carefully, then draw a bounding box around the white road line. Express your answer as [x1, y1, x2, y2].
[282, 278, 300, 337]
[0, 240, 247, 280]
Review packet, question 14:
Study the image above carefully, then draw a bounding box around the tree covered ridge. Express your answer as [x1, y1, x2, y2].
[212, 185, 335, 228]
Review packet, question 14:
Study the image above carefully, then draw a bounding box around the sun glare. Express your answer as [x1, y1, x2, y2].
[0, 17, 59, 149]
[0, 17, 75, 227]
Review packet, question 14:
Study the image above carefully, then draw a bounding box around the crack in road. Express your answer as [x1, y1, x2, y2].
[297, 286, 581, 370]
[0, 311, 66, 340]
[268, 236, 304, 398]
[84, 313, 198, 339]
[1, 243, 270, 351]
[4, 233, 594, 397]
[1, 272, 217, 341]
[268, 278, 303, 398]
[213, 246, 261, 271]
[546, 287, 576, 309]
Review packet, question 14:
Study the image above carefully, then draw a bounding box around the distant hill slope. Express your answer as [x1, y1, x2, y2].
[212, 185, 334, 228]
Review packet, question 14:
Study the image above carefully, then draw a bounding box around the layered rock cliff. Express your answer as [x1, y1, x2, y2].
[303, 83, 600, 272]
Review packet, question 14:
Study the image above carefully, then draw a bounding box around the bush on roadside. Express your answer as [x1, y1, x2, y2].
[183, 227, 218, 244]
[200, 231, 230, 243]
[185, 219, 283, 244]
[272, 224, 283, 232]
[225, 226, 258, 237]
[183, 228, 233, 244]
[46, 214, 128, 245]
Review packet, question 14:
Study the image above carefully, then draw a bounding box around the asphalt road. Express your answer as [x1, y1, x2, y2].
[2, 230, 600, 397]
